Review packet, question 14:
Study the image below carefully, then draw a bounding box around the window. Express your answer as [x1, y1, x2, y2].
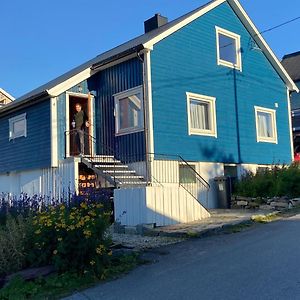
[255, 106, 277, 143]
[179, 164, 196, 184]
[114, 86, 144, 135]
[187, 92, 217, 137]
[9, 113, 27, 140]
[216, 26, 242, 70]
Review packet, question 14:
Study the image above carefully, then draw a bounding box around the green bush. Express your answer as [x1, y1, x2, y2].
[0, 215, 32, 276]
[27, 202, 112, 275]
[234, 163, 300, 198]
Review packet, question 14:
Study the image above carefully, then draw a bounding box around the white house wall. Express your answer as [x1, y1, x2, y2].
[0, 158, 79, 198]
[114, 186, 210, 227]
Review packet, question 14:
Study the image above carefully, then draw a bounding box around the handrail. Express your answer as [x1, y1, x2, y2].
[64, 131, 210, 207]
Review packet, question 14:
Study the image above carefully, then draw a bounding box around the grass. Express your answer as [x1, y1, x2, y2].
[251, 213, 280, 223]
[0, 254, 140, 300]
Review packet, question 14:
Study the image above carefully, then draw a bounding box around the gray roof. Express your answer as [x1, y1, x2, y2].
[282, 52, 300, 83]
[16, 1, 213, 103]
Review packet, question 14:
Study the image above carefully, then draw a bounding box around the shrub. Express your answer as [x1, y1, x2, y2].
[0, 215, 32, 276]
[234, 163, 300, 198]
[28, 202, 112, 275]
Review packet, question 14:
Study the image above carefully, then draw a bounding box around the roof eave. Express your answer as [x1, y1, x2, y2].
[0, 90, 49, 116]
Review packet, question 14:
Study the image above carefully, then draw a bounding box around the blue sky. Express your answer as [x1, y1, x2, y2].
[1, 0, 299, 98]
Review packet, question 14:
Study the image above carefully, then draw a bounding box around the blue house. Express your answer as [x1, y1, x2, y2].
[0, 0, 297, 226]
[282, 52, 300, 158]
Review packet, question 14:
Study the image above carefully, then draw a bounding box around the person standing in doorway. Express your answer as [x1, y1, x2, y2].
[73, 103, 89, 155]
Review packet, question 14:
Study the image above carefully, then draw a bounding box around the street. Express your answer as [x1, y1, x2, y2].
[67, 215, 300, 300]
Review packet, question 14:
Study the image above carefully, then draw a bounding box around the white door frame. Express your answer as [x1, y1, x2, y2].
[65, 91, 95, 157]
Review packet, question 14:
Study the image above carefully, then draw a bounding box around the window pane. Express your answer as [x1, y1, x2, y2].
[257, 111, 273, 138]
[119, 92, 142, 130]
[219, 33, 237, 64]
[13, 119, 25, 135]
[190, 99, 210, 130]
[179, 165, 196, 183]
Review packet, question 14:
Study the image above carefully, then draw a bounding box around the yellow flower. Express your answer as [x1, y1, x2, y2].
[68, 225, 75, 231]
[60, 205, 65, 211]
[89, 260, 95, 266]
[108, 250, 113, 256]
[35, 229, 41, 235]
[83, 230, 92, 238]
[96, 204, 103, 209]
[53, 250, 58, 255]
[96, 245, 106, 255]
[80, 202, 88, 209]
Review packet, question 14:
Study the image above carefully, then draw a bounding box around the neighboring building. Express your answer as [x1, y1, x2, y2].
[0, 0, 297, 226]
[281, 52, 300, 159]
[0, 88, 14, 107]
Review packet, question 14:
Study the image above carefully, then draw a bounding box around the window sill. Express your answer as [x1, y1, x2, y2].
[189, 130, 217, 138]
[217, 60, 242, 71]
[115, 128, 144, 137]
[257, 138, 278, 144]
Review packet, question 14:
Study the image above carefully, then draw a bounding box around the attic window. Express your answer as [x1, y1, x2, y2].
[9, 113, 27, 140]
[216, 26, 242, 70]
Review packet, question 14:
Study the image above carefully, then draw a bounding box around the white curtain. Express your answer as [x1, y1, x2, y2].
[190, 100, 209, 130]
[258, 112, 272, 138]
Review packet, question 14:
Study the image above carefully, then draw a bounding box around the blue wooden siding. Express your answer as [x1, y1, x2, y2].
[57, 81, 90, 160]
[0, 100, 51, 173]
[88, 57, 145, 160]
[151, 2, 292, 165]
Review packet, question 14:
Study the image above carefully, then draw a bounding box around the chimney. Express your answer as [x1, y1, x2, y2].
[144, 13, 168, 33]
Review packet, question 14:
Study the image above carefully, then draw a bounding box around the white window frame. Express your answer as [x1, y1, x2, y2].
[9, 113, 27, 141]
[186, 92, 217, 137]
[254, 106, 278, 144]
[114, 86, 144, 136]
[216, 26, 242, 71]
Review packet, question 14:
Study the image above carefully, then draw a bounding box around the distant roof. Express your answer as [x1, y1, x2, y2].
[9, 0, 299, 109]
[282, 51, 300, 82]
[0, 88, 15, 101]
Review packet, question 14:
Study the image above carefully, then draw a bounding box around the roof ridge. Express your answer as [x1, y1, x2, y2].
[282, 51, 300, 60]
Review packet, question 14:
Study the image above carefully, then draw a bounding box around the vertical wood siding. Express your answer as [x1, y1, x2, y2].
[114, 186, 210, 226]
[88, 58, 145, 160]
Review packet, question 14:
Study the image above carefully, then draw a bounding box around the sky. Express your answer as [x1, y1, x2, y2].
[1, 0, 300, 98]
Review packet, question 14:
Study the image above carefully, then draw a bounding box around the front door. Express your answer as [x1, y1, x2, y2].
[67, 93, 94, 157]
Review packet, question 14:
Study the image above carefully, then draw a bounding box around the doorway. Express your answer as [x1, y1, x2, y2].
[66, 92, 94, 157]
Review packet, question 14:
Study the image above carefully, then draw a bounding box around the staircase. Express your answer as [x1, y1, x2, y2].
[81, 155, 147, 188]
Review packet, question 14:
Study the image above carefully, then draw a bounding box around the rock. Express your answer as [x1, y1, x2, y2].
[124, 226, 138, 235]
[237, 200, 248, 206]
[270, 201, 289, 209]
[113, 222, 125, 234]
[259, 205, 271, 210]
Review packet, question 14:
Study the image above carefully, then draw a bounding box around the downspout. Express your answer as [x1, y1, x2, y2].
[233, 67, 242, 164]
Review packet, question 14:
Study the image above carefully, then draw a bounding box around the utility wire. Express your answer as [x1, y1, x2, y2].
[259, 16, 300, 35]
[219, 15, 300, 49]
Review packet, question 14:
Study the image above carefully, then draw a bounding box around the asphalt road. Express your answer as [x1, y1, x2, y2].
[66, 215, 300, 300]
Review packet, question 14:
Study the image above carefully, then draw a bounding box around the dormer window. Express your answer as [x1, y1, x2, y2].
[216, 26, 242, 70]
